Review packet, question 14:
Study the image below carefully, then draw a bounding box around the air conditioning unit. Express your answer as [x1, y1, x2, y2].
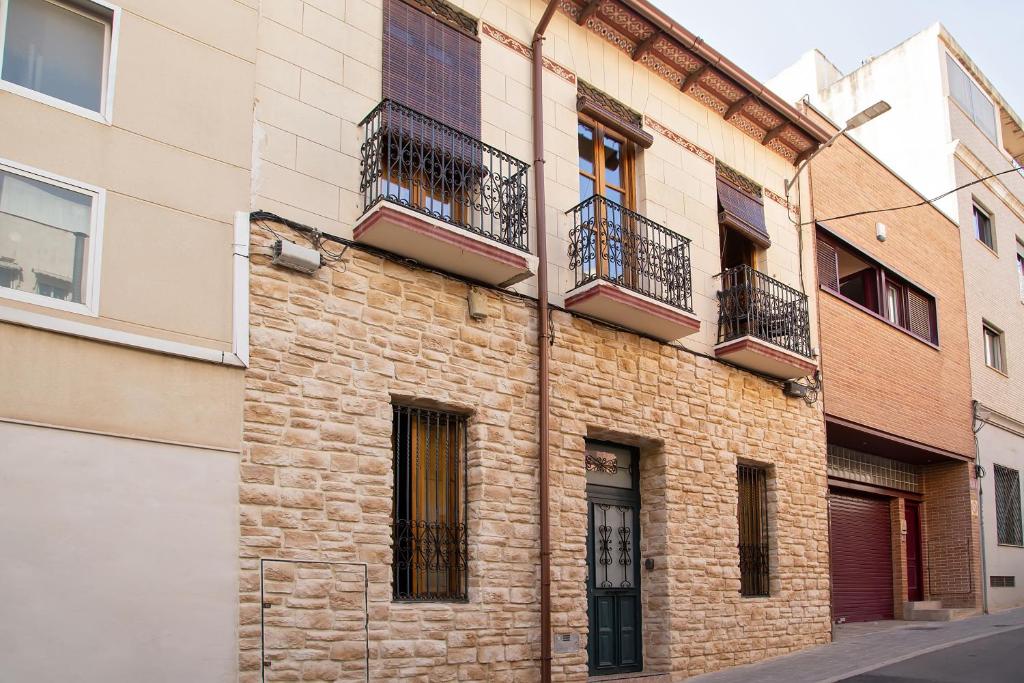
[272, 239, 322, 274]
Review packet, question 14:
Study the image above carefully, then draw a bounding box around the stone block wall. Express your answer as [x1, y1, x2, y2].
[240, 220, 832, 681]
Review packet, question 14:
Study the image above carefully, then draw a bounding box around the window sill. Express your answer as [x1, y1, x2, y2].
[820, 286, 940, 351]
[0, 79, 112, 125]
[996, 542, 1023, 549]
[984, 363, 1009, 378]
[975, 238, 999, 258]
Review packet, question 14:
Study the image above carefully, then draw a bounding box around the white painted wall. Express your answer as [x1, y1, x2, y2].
[978, 421, 1024, 611]
[0, 421, 239, 682]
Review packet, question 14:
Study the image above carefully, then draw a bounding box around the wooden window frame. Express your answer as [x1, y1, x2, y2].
[578, 116, 638, 285]
[817, 231, 939, 345]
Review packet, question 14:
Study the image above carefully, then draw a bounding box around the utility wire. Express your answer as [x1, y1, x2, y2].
[805, 154, 1024, 226]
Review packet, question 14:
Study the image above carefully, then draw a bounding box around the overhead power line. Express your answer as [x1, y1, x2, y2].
[805, 153, 1024, 225]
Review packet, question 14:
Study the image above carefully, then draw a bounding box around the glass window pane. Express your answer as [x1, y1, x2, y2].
[946, 55, 972, 113]
[0, 169, 92, 303]
[604, 187, 623, 205]
[585, 444, 633, 489]
[579, 174, 595, 204]
[578, 123, 595, 175]
[2, 0, 107, 112]
[603, 136, 622, 188]
[970, 83, 998, 142]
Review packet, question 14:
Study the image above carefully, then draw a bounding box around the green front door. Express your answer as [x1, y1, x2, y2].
[586, 442, 642, 676]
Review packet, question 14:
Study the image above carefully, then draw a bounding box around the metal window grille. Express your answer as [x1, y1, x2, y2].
[994, 465, 1023, 547]
[392, 405, 468, 601]
[737, 464, 770, 597]
[717, 265, 813, 358]
[990, 575, 1016, 588]
[567, 194, 694, 312]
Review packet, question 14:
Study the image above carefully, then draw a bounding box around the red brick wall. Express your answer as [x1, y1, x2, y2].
[808, 120, 975, 459]
[921, 461, 982, 609]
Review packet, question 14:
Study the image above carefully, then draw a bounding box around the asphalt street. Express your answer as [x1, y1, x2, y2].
[841, 627, 1024, 683]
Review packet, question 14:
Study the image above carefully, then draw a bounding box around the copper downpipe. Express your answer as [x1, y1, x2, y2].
[532, 1, 559, 680]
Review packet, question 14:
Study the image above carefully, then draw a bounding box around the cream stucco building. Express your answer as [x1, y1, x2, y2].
[0, 0, 254, 679]
[772, 24, 1024, 612]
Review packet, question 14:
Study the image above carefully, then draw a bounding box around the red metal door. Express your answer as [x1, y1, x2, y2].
[905, 502, 924, 602]
[829, 490, 894, 622]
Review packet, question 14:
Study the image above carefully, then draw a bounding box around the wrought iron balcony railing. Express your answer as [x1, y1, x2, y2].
[567, 195, 693, 312]
[359, 99, 530, 252]
[717, 265, 812, 358]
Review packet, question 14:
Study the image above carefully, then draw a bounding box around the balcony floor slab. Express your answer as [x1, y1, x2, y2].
[353, 202, 536, 288]
[714, 335, 817, 379]
[565, 280, 700, 341]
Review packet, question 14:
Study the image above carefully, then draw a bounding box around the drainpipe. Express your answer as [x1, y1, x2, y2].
[533, 1, 559, 680]
[973, 400, 990, 614]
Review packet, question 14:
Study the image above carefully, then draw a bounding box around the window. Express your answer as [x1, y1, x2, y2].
[817, 233, 937, 344]
[0, 162, 101, 312]
[377, 0, 480, 226]
[947, 54, 998, 143]
[1016, 240, 1023, 301]
[391, 404, 467, 601]
[994, 465, 1022, 547]
[577, 119, 635, 282]
[737, 464, 770, 597]
[974, 203, 995, 251]
[0, 0, 117, 118]
[983, 323, 1006, 373]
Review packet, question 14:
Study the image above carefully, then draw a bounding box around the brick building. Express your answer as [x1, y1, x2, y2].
[773, 25, 1024, 614]
[802, 105, 980, 622]
[240, 0, 835, 679]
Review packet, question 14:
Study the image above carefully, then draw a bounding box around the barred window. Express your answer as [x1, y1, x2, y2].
[392, 405, 467, 601]
[994, 464, 1023, 547]
[737, 464, 770, 597]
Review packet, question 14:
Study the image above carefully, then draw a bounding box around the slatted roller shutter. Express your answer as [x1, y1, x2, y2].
[816, 239, 839, 291]
[906, 288, 935, 343]
[829, 490, 894, 623]
[383, 0, 481, 138]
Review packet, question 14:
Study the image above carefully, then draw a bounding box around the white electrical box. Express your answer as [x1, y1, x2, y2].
[272, 239, 322, 274]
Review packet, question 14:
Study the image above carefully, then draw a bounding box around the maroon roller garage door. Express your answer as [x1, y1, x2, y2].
[829, 490, 894, 622]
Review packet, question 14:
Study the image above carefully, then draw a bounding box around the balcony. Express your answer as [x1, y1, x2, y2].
[354, 100, 536, 287]
[715, 265, 815, 379]
[564, 195, 699, 341]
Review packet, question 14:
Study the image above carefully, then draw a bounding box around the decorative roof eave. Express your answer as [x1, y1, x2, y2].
[559, 0, 831, 164]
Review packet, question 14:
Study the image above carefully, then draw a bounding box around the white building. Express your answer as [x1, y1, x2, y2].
[771, 23, 1024, 612]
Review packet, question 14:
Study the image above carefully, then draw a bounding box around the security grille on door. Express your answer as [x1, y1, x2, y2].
[994, 465, 1023, 547]
[392, 405, 468, 600]
[737, 464, 770, 597]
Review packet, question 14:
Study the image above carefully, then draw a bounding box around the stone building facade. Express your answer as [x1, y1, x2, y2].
[242, 220, 831, 680]
[240, 0, 838, 678]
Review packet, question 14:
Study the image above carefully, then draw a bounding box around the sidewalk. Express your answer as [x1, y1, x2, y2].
[686, 608, 1024, 683]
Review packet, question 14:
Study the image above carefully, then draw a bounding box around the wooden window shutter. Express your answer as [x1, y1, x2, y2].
[906, 288, 935, 342]
[816, 239, 839, 291]
[382, 0, 481, 138]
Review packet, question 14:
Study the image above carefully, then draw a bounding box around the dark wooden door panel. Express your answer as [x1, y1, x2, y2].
[829, 490, 894, 623]
[905, 502, 923, 602]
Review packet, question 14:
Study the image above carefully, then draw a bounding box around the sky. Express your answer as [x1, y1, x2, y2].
[653, 0, 1024, 113]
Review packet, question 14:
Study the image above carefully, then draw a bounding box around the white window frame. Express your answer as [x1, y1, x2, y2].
[983, 321, 1006, 374]
[973, 200, 996, 253]
[0, 0, 120, 124]
[0, 157, 105, 316]
[944, 50, 1000, 147]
